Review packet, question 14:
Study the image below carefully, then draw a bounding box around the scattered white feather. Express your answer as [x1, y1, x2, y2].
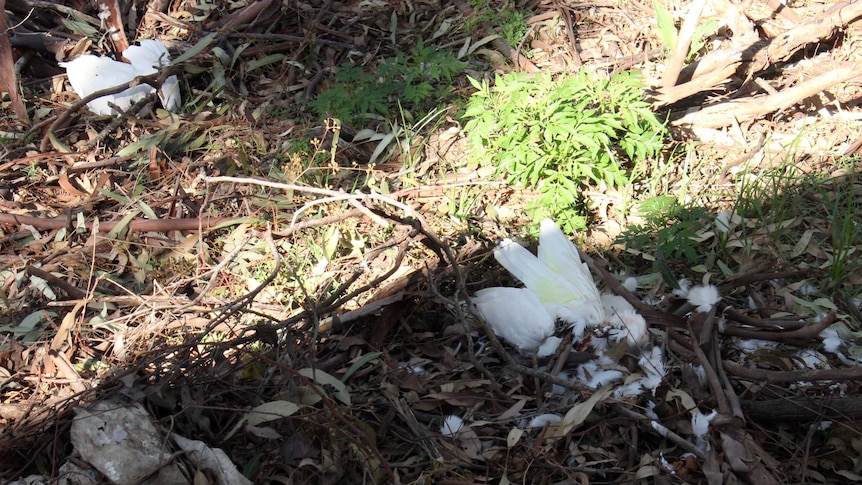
[639, 374, 664, 395]
[527, 414, 563, 428]
[473, 287, 555, 352]
[735, 338, 773, 353]
[691, 409, 718, 451]
[687, 363, 707, 388]
[650, 420, 669, 437]
[440, 415, 464, 437]
[798, 282, 818, 296]
[551, 371, 573, 395]
[815, 421, 832, 431]
[623, 277, 639, 292]
[576, 360, 624, 389]
[795, 349, 827, 369]
[638, 347, 667, 394]
[537, 336, 562, 358]
[687, 285, 720, 312]
[714, 211, 730, 233]
[820, 327, 843, 354]
[613, 381, 644, 398]
[672, 278, 691, 298]
[644, 401, 659, 420]
[659, 453, 675, 473]
[746, 295, 757, 310]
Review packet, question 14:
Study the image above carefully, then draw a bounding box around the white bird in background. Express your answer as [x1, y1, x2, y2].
[59, 39, 181, 116]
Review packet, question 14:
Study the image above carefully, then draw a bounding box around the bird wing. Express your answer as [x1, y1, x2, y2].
[473, 287, 555, 351]
[537, 219, 602, 305]
[60, 55, 150, 115]
[123, 40, 171, 74]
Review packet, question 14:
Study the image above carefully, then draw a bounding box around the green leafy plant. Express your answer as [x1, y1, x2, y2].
[462, 70, 667, 233]
[309, 41, 465, 124]
[618, 197, 711, 265]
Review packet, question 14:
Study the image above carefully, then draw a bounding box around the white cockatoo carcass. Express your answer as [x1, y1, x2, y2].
[59, 39, 180, 116]
[493, 219, 605, 333]
[59, 55, 153, 116]
[474, 219, 651, 358]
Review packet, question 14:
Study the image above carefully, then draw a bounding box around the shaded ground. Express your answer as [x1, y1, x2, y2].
[1, 0, 862, 483]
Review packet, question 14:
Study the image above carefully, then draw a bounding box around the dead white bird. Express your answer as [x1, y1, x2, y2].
[493, 219, 605, 331]
[475, 219, 649, 357]
[59, 39, 180, 116]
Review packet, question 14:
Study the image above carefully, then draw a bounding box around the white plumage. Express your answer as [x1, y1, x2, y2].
[687, 285, 721, 312]
[123, 40, 181, 111]
[59, 39, 180, 116]
[473, 287, 556, 352]
[602, 294, 648, 347]
[59, 55, 152, 116]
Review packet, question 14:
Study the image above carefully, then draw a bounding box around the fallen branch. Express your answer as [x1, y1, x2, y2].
[721, 312, 836, 344]
[724, 361, 862, 383]
[673, 62, 862, 128]
[0, 213, 237, 233]
[742, 396, 862, 422]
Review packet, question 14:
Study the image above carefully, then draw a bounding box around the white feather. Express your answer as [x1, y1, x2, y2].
[440, 415, 464, 437]
[526, 414, 562, 428]
[687, 285, 721, 312]
[691, 409, 718, 451]
[537, 219, 602, 306]
[493, 221, 605, 329]
[820, 327, 843, 354]
[59, 39, 180, 116]
[613, 381, 644, 398]
[638, 346, 666, 394]
[576, 360, 624, 389]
